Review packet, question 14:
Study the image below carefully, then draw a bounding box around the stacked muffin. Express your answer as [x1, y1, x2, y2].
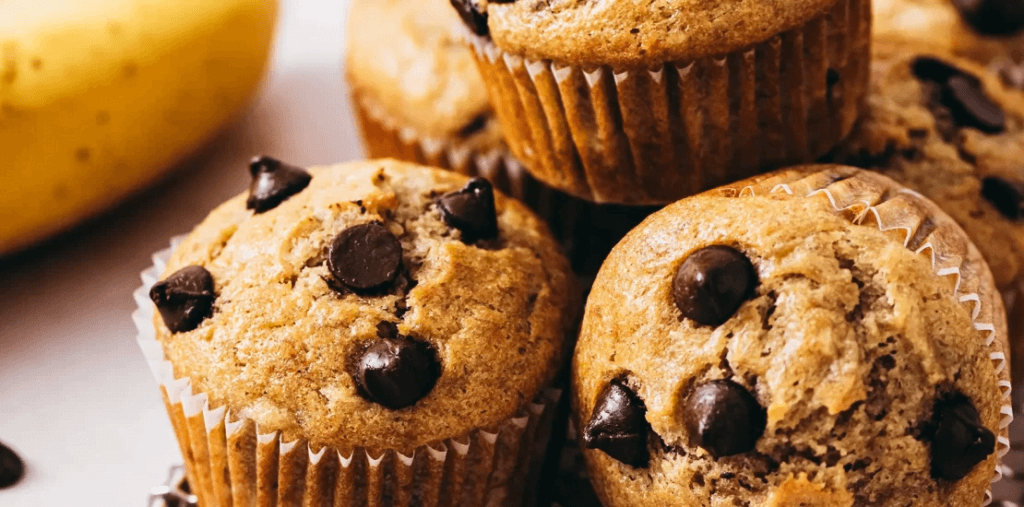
[132, 0, 1024, 505]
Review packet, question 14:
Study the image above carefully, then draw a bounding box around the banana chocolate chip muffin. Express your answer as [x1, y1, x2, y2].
[345, 0, 514, 184]
[452, 0, 870, 204]
[834, 46, 1024, 384]
[143, 158, 576, 506]
[873, 0, 1024, 71]
[573, 166, 1011, 506]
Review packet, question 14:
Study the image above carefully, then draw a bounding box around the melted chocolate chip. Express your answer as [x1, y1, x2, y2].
[450, 0, 489, 36]
[327, 222, 403, 291]
[953, 0, 1024, 35]
[437, 178, 499, 243]
[673, 246, 757, 327]
[982, 176, 1024, 219]
[944, 74, 1007, 133]
[582, 379, 650, 468]
[355, 338, 440, 409]
[910, 57, 1007, 133]
[246, 156, 312, 213]
[149, 265, 216, 333]
[925, 393, 995, 481]
[0, 442, 23, 489]
[684, 380, 766, 458]
[912, 56, 967, 84]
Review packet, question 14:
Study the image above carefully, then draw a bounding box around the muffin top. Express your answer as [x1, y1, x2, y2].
[346, 0, 502, 146]
[574, 166, 1008, 506]
[151, 158, 575, 452]
[873, 0, 1024, 66]
[454, 0, 841, 67]
[835, 46, 1024, 292]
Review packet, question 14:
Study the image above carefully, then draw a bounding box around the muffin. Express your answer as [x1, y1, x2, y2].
[344, 0, 658, 276]
[345, 0, 516, 187]
[134, 158, 577, 506]
[451, 0, 871, 204]
[573, 166, 1011, 505]
[832, 46, 1024, 386]
[873, 0, 1024, 72]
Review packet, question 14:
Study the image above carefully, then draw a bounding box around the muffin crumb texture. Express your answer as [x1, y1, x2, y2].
[574, 170, 1005, 506]
[153, 159, 574, 452]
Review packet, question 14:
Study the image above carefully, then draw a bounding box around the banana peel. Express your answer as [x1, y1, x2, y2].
[0, 0, 278, 255]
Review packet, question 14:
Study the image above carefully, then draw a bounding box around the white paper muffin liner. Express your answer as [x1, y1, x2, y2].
[134, 235, 562, 507]
[464, 0, 871, 205]
[717, 166, 1013, 506]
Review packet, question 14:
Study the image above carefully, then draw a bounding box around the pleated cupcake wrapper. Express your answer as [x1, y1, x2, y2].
[351, 92, 660, 277]
[466, 0, 871, 205]
[717, 166, 1012, 506]
[1001, 282, 1024, 392]
[134, 235, 562, 507]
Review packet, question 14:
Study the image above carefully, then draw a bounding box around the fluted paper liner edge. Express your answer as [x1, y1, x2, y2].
[466, 0, 871, 205]
[135, 236, 561, 507]
[715, 165, 1012, 506]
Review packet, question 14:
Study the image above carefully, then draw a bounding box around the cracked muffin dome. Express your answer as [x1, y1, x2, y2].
[150, 158, 575, 452]
[573, 166, 1009, 506]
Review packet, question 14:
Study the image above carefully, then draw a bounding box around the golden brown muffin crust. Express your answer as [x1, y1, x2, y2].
[574, 167, 1007, 506]
[483, 0, 841, 67]
[154, 160, 575, 452]
[346, 0, 502, 143]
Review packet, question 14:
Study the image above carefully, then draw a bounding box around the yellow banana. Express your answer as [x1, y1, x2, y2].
[0, 0, 278, 255]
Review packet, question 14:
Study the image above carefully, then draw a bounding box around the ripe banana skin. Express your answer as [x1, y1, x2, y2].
[0, 0, 278, 255]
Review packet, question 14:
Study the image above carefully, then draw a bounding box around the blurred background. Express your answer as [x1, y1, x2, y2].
[0, 0, 359, 503]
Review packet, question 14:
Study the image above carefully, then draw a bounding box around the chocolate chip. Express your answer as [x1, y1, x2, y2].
[925, 393, 995, 481]
[246, 155, 312, 213]
[910, 57, 1007, 133]
[437, 178, 499, 243]
[0, 442, 23, 489]
[944, 74, 1007, 133]
[149, 265, 216, 333]
[912, 56, 967, 84]
[684, 380, 766, 458]
[673, 245, 757, 327]
[582, 379, 650, 468]
[327, 222, 402, 292]
[450, 0, 489, 36]
[457, 114, 489, 138]
[982, 176, 1024, 220]
[355, 337, 440, 409]
[953, 0, 1024, 35]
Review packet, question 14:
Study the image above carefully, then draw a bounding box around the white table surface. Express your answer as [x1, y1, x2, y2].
[0, 1, 360, 504]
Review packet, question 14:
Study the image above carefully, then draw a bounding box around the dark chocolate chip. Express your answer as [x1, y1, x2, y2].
[926, 393, 995, 481]
[355, 338, 440, 409]
[246, 155, 312, 213]
[582, 379, 650, 468]
[0, 442, 23, 489]
[912, 56, 968, 84]
[944, 74, 1007, 133]
[953, 0, 1024, 35]
[437, 178, 499, 243]
[457, 114, 490, 138]
[327, 222, 403, 291]
[684, 379, 766, 458]
[149, 265, 216, 333]
[983, 176, 1024, 220]
[450, 0, 489, 36]
[673, 245, 757, 327]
